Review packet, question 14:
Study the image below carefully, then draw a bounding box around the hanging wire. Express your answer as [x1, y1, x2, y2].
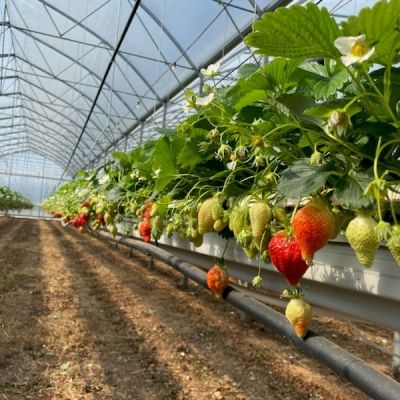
[148, 0, 166, 133]
[107, 0, 122, 145]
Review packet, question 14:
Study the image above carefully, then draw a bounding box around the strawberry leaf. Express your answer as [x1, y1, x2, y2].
[245, 3, 340, 59]
[278, 159, 335, 197]
[332, 174, 373, 209]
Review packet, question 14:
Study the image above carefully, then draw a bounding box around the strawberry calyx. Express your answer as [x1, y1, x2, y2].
[214, 257, 225, 269]
[281, 287, 304, 299]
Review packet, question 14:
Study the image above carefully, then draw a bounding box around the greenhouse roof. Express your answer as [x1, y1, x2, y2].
[0, 0, 378, 186]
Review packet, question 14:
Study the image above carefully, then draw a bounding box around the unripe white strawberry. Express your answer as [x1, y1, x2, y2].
[249, 201, 272, 248]
[345, 214, 379, 267]
[198, 197, 218, 234]
[283, 289, 312, 338]
[387, 225, 400, 266]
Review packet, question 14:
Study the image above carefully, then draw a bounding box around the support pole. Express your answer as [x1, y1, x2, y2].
[393, 331, 400, 381]
[180, 275, 189, 288]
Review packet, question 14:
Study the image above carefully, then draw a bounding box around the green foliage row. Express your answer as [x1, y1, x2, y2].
[0, 186, 33, 210]
[43, 1, 400, 260]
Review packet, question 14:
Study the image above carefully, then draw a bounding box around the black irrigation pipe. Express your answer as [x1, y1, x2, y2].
[90, 228, 400, 400]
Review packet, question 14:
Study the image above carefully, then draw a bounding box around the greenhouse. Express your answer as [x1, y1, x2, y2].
[1, 0, 400, 399]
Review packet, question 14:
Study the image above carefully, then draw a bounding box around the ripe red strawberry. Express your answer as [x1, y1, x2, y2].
[292, 199, 335, 265]
[81, 199, 91, 208]
[139, 219, 151, 242]
[268, 231, 309, 286]
[206, 259, 229, 299]
[72, 213, 89, 229]
[143, 202, 153, 219]
[96, 213, 106, 226]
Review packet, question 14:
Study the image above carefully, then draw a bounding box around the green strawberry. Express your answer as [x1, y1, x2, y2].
[213, 219, 228, 232]
[249, 201, 272, 249]
[282, 288, 312, 339]
[198, 197, 218, 234]
[229, 205, 249, 237]
[211, 203, 224, 220]
[345, 214, 379, 267]
[387, 225, 400, 266]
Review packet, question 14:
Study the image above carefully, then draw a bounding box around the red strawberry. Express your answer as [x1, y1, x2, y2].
[207, 260, 229, 299]
[72, 216, 80, 228]
[96, 213, 106, 226]
[139, 219, 151, 242]
[81, 199, 91, 208]
[268, 231, 309, 286]
[292, 199, 335, 265]
[143, 202, 153, 219]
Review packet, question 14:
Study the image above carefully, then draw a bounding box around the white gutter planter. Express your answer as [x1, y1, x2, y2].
[156, 232, 400, 330]
[117, 219, 400, 380]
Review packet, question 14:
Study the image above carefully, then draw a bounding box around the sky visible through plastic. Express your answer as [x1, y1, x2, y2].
[0, 0, 378, 207]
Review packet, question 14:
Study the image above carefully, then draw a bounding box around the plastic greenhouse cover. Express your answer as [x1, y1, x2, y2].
[0, 0, 379, 206]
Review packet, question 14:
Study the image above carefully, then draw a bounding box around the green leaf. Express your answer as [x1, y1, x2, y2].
[261, 58, 303, 89]
[341, 0, 400, 65]
[238, 63, 259, 78]
[229, 59, 302, 101]
[332, 175, 372, 208]
[278, 159, 335, 197]
[354, 121, 397, 137]
[277, 94, 318, 126]
[178, 139, 205, 170]
[105, 187, 123, 201]
[245, 3, 340, 59]
[236, 106, 264, 123]
[370, 67, 400, 114]
[295, 61, 350, 99]
[304, 99, 361, 120]
[234, 89, 267, 111]
[151, 135, 185, 191]
[228, 72, 272, 99]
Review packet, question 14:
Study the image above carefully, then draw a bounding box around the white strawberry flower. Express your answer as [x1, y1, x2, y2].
[152, 168, 161, 179]
[183, 99, 193, 113]
[129, 169, 139, 179]
[200, 61, 220, 77]
[196, 92, 214, 107]
[334, 34, 375, 67]
[99, 174, 110, 184]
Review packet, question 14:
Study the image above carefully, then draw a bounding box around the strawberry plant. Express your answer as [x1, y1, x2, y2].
[43, 1, 400, 303]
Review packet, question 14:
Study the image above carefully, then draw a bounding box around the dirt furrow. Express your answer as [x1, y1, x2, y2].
[0, 219, 51, 399]
[0, 218, 394, 400]
[52, 222, 374, 400]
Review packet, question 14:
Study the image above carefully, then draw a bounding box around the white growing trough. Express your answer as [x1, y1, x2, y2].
[117, 220, 400, 377]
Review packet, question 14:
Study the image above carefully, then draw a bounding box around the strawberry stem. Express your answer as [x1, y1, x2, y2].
[221, 238, 230, 259]
[290, 198, 301, 224]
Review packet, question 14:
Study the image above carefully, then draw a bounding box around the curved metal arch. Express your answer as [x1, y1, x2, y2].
[138, 3, 198, 71]
[16, 73, 104, 134]
[0, 126, 84, 167]
[14, 55, 118, 135]
[0, 141, 75, 171]
[0, 124, 84, 170]
[11, 28, 140, 127]
[20, 95, 98, 156]
[38, 0, 163, 102]
[18, 81, 104, 153]
[21, 117, 88, 163]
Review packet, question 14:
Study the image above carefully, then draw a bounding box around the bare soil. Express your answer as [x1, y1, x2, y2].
[0, 217, 394, 399]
